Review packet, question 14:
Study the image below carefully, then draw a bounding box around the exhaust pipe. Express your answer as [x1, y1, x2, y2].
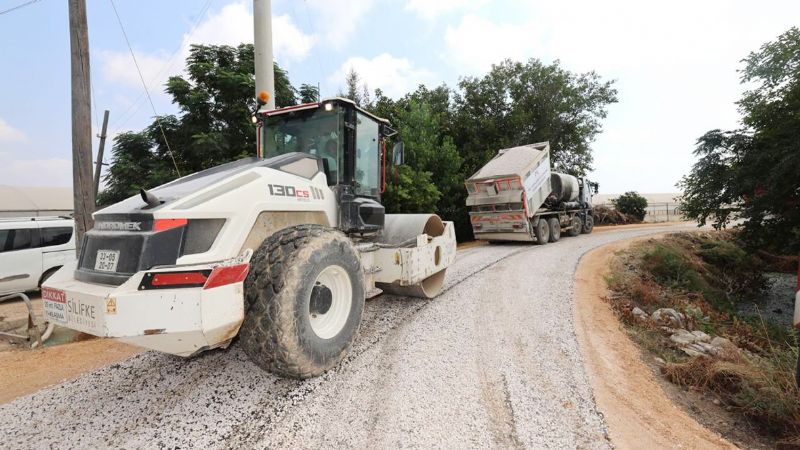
[140, 189, 161, 207]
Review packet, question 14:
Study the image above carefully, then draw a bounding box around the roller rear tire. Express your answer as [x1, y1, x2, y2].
[240, 224, 365, 379]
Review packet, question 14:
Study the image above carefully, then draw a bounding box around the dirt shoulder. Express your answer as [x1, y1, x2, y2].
[0, 294, 140, 404]
[574, 235, 736, 449]
[0, 338, 140, 404]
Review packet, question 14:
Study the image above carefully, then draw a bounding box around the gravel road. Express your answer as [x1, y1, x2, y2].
[0, 224, 691, 449]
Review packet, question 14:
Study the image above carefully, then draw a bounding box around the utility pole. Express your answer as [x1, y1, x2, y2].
[93, 109, 110, 199]
[69, 0, 95, 256]
[253, 0, 275, 111]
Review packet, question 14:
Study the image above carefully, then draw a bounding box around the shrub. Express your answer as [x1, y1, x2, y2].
[593, 205, 637, 225]
[612, 191, 648, 222]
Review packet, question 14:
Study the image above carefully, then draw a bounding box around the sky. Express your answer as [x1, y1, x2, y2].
[0, 0, 798, 194]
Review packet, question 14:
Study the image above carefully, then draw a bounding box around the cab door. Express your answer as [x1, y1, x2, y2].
[0, 225, 41, 295]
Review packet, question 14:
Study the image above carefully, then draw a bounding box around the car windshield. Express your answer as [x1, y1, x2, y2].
[263, 107, 344, 184]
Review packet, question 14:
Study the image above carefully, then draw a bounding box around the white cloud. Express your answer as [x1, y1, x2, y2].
[101, 1, 315, 89]
[330, 53, 433, 98]
[405, 0, 487, 20]
[0, 154, 72, 186]
[444, 14, 537, 74]
[442, 1, 800, 193]
[304, 0, 374, 49]
[0, 118, 26, 142]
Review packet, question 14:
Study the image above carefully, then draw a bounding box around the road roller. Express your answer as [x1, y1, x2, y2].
[42, 97, 456, 378]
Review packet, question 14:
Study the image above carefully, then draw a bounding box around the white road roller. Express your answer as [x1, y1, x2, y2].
[42, 97, 456, 378]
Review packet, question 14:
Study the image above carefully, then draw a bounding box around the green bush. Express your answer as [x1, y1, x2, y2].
[612, 191, 648, 222]
[641, 244, 703, 291]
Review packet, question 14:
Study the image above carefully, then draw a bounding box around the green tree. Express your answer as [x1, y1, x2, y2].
[612, 191, 648, 222]
[382, 99, 463, 221]
[679, 28, 800, 253]
[298, 83, 319, 103]
[99, 44, 297, 204]
[452, 59, 617, 177]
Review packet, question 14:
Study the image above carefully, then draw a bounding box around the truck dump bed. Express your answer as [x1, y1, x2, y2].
[465, 142, 552, 241]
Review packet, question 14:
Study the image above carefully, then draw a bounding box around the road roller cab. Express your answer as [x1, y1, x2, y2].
[42, 97, 456, 378]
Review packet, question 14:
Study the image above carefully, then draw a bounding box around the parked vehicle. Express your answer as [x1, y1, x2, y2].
[465, 142, 598, 243]
[0, 217, 75, 296]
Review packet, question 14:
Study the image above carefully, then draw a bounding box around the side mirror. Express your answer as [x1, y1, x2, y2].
[392, 141, 405, 166]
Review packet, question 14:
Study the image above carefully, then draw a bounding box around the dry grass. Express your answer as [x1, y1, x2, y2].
[607, 231, 800, 444]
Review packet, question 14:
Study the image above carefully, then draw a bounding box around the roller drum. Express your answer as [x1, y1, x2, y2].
[377, 213, 448, 299]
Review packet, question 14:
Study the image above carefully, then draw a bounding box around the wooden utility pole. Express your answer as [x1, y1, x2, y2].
[93, 109, 110, 199]
[69, 0, 95, 256]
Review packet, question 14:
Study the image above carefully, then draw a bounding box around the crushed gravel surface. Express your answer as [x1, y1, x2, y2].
[0, 224, 692, 449]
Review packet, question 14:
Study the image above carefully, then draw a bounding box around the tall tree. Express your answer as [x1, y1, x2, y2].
[99, 44, 297, 204]
[298, 83, 319, 103]
[382, 99, 461, 221]
[452, 59, 617, 177]
[679, 27, 800, 253]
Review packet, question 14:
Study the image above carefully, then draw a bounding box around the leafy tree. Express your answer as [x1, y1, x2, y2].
[612, 191, 648, 222]
[452, 59, 617, 177]
[382, 100, 462, 219]
[99, 44, 297, 204]
[298, 83, 319, 103]
[341, 67, 371, 107]
[679, 28, 800, 253]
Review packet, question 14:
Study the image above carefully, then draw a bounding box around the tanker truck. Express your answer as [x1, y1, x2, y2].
[465, 142, 597, 243]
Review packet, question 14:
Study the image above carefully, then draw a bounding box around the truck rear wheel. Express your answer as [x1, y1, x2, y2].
[582, 215, 594, 234]
[240, 224, 365, 379]
[533, 218, 549, 245]
[568, 216, 582, 237]
[547, 217, 561, 242]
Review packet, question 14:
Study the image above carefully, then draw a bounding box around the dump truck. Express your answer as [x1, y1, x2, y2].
[466, 142, 597, 243]
[42, 97, 456, 379]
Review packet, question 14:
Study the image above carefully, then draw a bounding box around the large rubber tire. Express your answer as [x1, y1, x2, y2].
[240, 224, 365, 379]
[533, 218, 549, 245]
[582, 215, 594, 234]
[547, 217, 561, 242]
[567, 215, 582, 237]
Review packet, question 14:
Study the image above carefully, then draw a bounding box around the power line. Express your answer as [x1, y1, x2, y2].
[108, 0, 181, 177]
[0, 0, 41, 16]
[108, 0, 213, 132]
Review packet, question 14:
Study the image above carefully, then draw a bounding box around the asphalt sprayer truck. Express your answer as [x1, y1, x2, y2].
[42, 97, 456, 378]
[466, 141, 597, 243]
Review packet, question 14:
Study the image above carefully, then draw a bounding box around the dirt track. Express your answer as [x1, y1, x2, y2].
[0, 222, 726, 449]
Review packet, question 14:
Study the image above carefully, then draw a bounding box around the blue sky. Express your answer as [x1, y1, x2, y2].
[1, 0, 798, 194]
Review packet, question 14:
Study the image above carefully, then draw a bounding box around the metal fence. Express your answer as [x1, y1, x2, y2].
[595, 202, 684, 223]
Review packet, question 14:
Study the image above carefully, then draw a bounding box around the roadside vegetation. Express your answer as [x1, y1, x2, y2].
[98, 44, 618, 241]
[611, 191, 648, 222]
[606, 231, 799, 445]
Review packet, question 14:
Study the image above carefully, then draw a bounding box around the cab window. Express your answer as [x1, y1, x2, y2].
[263, 108, 344, 185]
[355, 112, 380, 197]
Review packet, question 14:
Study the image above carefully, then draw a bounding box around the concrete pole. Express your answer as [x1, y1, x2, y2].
[69, 0, 95, 256]
[253, 0, 275, 111]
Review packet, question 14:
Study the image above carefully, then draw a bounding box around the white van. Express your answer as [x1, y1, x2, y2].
[0, 217, 76, 296]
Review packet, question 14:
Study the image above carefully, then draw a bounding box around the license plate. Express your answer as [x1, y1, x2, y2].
[95, 250, 120, 272]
